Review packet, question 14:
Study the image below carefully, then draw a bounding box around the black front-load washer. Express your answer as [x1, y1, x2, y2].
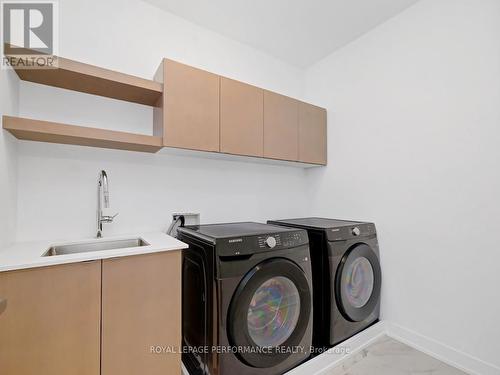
[268, 218, 381, 348]
[178, 222, 313, 375]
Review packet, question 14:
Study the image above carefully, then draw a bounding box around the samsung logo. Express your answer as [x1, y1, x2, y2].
[228, 238, 243, 243]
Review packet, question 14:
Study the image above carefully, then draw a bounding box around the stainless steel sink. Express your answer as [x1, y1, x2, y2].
[43, 238, 149, 256]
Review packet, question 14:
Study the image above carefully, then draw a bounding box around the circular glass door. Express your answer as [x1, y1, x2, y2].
[344, 257, 374, 308]
[336, 244, 381, 322]
[247, 276, 301, 347]
[228, 258, 311, 368]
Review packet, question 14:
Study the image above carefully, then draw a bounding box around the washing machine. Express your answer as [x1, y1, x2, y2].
[178, 222, 313, 375]
[268, 218, 381, 348]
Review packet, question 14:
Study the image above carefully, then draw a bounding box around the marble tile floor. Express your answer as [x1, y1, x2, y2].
[323, 336, 468, 375]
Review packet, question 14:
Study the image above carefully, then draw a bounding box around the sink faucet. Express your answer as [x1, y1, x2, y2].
[97, 170, 118, 238]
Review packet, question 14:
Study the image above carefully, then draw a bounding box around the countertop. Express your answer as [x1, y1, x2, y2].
[0, 232, 188, 272]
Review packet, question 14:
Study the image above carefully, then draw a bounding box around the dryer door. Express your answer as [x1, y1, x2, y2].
[227, 258, 311, 368]
[336, 243, 381, 322]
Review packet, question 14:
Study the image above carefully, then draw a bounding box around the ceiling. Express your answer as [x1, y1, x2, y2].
[143, 0, 420, 68]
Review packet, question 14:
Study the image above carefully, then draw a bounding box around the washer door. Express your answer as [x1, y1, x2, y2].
[336, 243, 381, 322]
[228, 258, 311, 368]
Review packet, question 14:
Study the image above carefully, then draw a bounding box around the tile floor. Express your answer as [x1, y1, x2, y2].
[324, 336, 468, 375]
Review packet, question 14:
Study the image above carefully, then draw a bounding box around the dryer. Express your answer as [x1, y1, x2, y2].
[178, 222, 313, 375]
[268, 218, 381, 348]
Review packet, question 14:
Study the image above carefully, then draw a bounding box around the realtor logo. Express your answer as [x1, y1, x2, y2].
[1, 1, 58, 69]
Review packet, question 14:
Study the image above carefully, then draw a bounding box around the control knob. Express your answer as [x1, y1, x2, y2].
[352, 227, 361, 236]
[265, 236, 277, 249]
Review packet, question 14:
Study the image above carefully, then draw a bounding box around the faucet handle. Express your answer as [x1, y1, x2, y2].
[102, 212, 119, 223]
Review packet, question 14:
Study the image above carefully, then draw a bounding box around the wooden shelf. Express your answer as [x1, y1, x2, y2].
[7, 51, 163, 106]
[3, 116, 163, 153]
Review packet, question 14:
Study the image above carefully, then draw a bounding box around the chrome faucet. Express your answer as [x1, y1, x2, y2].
[97, 170, 118, 238]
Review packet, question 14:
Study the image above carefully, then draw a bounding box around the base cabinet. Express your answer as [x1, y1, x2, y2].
[0, 251, 182, 375]
[101, 251, 182, 375]
[0, 261, 101, 375]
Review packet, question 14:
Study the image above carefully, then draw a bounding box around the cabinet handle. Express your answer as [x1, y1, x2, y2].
[0, 298, 7, 315]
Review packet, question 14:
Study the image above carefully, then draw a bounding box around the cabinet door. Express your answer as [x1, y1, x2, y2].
[298, 102, 327, 165]
[220, 77, 264, 157]
[163, 59, 219, 152]
[101, 251, 182, 375]
[0, 262, 101, 375]
[264, 91, 299, 161]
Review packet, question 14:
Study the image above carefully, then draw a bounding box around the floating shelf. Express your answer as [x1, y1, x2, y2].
[7, 51, 163, 106]
[3, 116, 163, 153]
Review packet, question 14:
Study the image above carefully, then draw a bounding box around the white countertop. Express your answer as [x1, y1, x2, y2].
[0, 232, 188, 272]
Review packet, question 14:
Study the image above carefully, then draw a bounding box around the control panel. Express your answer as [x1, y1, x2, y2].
[326, 222, 376, 242]
[217, 230, 308, 257]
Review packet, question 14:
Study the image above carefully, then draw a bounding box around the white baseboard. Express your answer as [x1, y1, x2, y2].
[285, 321, 388, 375]
[385, 322, 500, 375]
[182, 320, 500, 375]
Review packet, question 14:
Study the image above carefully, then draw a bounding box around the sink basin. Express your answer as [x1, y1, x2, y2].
[43, 238, 150, 256]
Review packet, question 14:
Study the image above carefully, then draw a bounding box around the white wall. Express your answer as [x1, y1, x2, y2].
[15, 0, 309, 241]
[10, 0, 500, 368]
[304, 0, 500, 368]
[60, 0, 304, 96]
[0, 68, 19, 248]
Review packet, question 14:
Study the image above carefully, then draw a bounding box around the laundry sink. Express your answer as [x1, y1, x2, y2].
[43, 238, 149, 256]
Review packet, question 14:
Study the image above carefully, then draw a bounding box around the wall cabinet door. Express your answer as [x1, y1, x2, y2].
[101, 251, 182, 375]
[0, 262, 101, 375]
[220, 77, 264, 157]
[264, 91, 299, 161]
[298, 102, 327, 165]
[163, 59, 220, 152]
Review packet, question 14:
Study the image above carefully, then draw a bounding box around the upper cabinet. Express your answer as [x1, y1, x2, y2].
[3, 51, 327, 166]
[155, 58, 326, 166]
[264, 91, 299, 161]
[220, 78, 264, 157]
[157, 59, 220, 152]
[298, 102, 327, 165]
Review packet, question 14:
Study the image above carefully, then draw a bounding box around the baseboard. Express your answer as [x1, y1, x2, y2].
[385, 322, 500, 375]
[285, 321, 388, 375]
[182, 321, 500, 375]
